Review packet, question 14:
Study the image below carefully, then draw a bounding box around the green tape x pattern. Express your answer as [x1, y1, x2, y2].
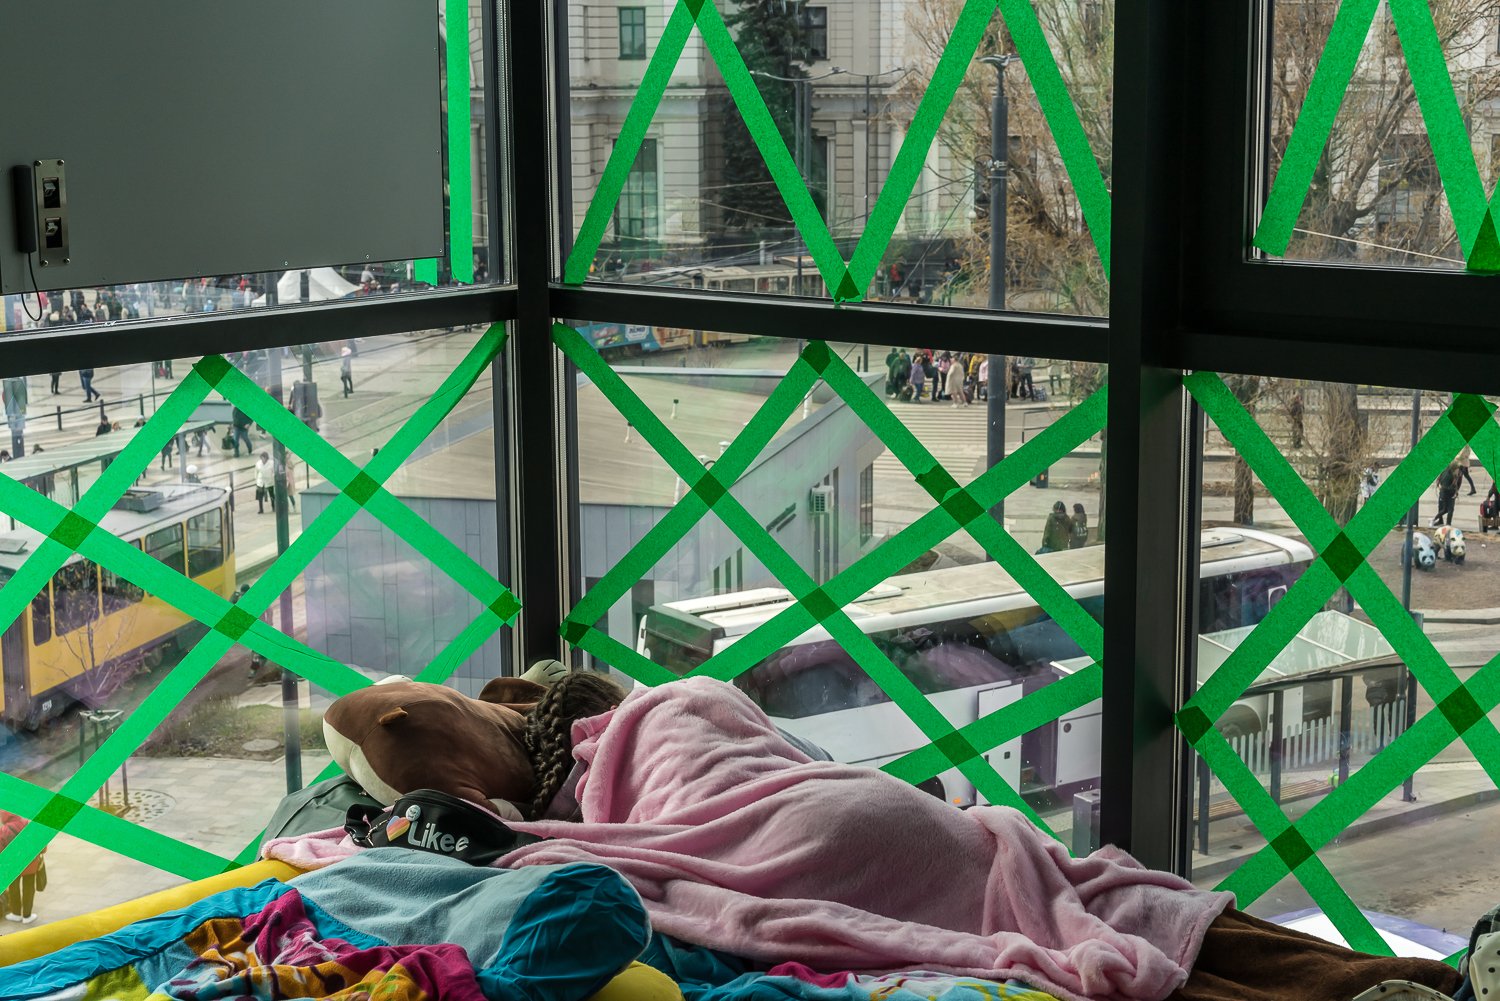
[557, 323, 1108, 832]
[0, 328, 514, 886]
[564, 0, 1111, 297]
[1178, 374, 1500, 951]
[1254, 0, 1500, 267]
[211, 334, 519, 661]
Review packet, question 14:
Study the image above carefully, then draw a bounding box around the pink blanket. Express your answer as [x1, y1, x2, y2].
[500, 678, 1232, 1001]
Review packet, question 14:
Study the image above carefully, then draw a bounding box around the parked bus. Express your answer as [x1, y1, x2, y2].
[638, 528, 1323, 806]
[0, 483, 236, 728]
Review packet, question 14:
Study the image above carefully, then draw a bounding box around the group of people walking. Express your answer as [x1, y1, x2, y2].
[884, 349, 1046, 405]
[885, 349, 985, 406]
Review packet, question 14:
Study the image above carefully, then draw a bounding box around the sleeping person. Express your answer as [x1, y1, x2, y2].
[504, 674, 1470, 1001]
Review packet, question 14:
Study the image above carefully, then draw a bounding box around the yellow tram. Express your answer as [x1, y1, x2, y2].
[0, 484, 237, 727]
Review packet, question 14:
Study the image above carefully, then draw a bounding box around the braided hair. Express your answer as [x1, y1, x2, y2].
[522, 671, 627, 820]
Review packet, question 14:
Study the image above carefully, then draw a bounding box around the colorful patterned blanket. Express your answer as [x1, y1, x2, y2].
[0, 849, 651, 1001]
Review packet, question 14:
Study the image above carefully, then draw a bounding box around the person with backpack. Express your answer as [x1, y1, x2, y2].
[1070, 503, 1089, 549]
[1435, 461, 1460, 527]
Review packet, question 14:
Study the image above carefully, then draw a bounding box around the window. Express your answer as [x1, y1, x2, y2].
[101, 544, 146, 614]
[618, 7, 647, 60]
[31, 588, 51, 645]
[187, 509, 224, 577]
[52, 561, 100, 635]
[146, 524, 186, 574]
[859, 463, 874, 543]
[802, 6, 828, 61]
[615, 138, 659, 242]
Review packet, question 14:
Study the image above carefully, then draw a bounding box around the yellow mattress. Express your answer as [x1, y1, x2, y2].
[0, 859, 682, 1001]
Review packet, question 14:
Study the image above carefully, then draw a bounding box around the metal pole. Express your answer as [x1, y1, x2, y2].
[265, 273, 302, 793]
[1338, 674, 1353, 787]
[1401, 390, 1419, 612]
[981, 56, 1011, 534]
[1269, 689, 1284, 804]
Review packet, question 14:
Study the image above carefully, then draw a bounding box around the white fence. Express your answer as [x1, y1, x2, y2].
[1225, 699, 1407, 778]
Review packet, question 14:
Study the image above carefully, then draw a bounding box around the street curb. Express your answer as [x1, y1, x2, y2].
[1193, 785, 1500, 881]
[1420, 608, 1500, 625]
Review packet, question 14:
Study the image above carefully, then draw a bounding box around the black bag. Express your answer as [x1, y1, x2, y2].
[344, 788, 536, 867]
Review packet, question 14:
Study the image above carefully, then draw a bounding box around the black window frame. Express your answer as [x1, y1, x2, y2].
[802, 5, 828, 61]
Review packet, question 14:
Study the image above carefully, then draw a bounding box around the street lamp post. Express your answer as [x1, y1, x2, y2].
[980, 54, 1015, 532]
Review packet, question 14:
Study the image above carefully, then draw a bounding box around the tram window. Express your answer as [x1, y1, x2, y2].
[53, 561, 100, 635]
[146, 524, 186, 574]
[187, 510, 224, 577]
[101, 545, 146, 614]
[31, 588, 51, 645]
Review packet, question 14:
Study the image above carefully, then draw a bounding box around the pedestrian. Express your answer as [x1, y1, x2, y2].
[185, 464, 201, 484]
[1287, 392, 1305, 449]
[935, 353, 950, 402]
[0, 810, 45, 925]
[284, 454, 299, 511]
[340, 347, 354, 397]
[910, 353, 926, 403]
[1070, 503, 1089, 549]
[978, 357, 989, 401]
[884, 347, 900, 397]
[896, 350, 912, 400]
[1482, 482, 1500, 534]
[160, 435, 174, 470]
[48, 372, 59, 395]
[95, 415, 111, 436]
[1459, 445, 1478, 495]
[79, 368, 100, 403]
[230, 406, 254, 457]
[946, 353, 968, 407]
[1435, 460, 1459, 527]
[255, 452, 276, 514]
[1039, 501, 1072, 554]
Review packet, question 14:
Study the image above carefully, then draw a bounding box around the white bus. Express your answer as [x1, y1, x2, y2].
[637, 528, 1319, 806]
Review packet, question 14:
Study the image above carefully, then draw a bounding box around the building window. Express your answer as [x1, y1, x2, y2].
[859, 463, 874, 543]
[616, 138, 659, 242]
[802, 6, 828, 61]
[619, 7, 647, 60]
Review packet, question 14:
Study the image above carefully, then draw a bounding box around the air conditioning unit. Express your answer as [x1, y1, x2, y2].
[115, 489, 164, 513]
[809, 484, 834, 516]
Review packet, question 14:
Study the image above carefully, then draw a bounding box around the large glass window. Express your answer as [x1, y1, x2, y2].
[146, 525, 186, 575]
[52, 561, 100, 635]
[1188, 371, 1500, 944]
[1255, 0, 1500, 273]
[563, 0, 1113, 316]
[563, 324, 1108, 839]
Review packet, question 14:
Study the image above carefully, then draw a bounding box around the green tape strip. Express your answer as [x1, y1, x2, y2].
[415, 258, 439, 286]
[1252, 0, 1380, 255]
[447, 0, 474, 282]
[0, 330, 513, 885]
[563, 0, 1111, 298]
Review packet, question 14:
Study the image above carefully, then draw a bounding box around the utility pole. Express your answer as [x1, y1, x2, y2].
[266, 272, 302, 793]
[980, 55, 1015, 534]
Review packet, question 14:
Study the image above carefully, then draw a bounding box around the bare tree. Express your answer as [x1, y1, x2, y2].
[1273, 0, 1500, 264]
[58, 608, 144, 709]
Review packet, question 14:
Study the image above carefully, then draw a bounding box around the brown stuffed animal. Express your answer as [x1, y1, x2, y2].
[323, 678, 548, 822]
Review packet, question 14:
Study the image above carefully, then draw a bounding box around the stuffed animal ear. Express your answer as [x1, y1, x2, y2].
[378, 707, 408, 726]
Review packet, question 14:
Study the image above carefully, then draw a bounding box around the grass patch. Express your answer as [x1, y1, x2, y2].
[140, 698, 326, 759]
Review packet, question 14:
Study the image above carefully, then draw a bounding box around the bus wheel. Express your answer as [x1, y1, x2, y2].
[915, 776, 947, 801]
[1216, 704, 1264, 739]
[144, 639, 176, 671]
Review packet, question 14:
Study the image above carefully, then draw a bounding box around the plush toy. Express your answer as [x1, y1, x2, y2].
[323, 677, 549, 822]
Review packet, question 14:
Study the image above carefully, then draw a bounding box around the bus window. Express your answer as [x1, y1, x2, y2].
[53, 561, 100, 634]
[735, 626, 1018, 719]
[31, 587, 51, 645]
[187, 509, 224, 577]
[146, 524, 186, 575]
[101, 544, 146, 614]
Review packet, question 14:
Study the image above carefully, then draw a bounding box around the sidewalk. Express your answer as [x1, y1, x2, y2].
[8, 749, 332, 930]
